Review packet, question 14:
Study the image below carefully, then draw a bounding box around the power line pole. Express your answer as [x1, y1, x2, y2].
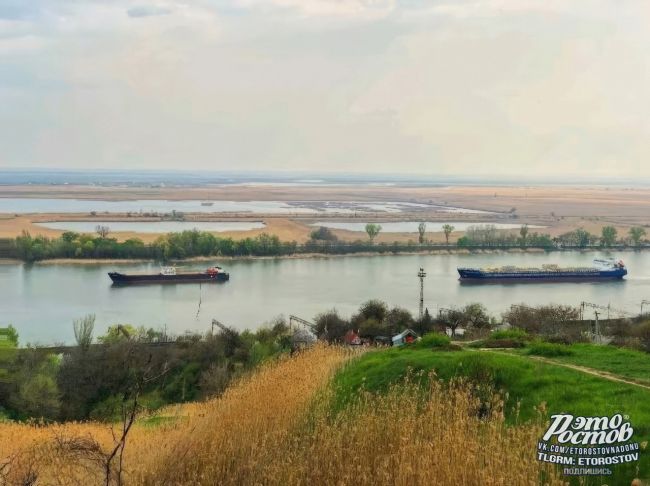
[641, 300, 650, 316]
[418, 267, 426, 320]
[593, 311, 601, 344]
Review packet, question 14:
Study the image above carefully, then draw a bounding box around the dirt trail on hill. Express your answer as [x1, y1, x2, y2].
[476, 347, 650, 390]
[527, 355, 650, 390]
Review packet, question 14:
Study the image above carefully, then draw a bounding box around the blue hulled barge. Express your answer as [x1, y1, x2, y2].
[458, 259, 627, 283]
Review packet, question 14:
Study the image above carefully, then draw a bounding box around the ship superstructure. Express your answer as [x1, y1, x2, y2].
[457, 259, 626, 283]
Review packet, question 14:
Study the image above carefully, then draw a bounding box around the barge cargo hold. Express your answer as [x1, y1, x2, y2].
[457, 259, 627, 283]
[109, 266, 229, 285]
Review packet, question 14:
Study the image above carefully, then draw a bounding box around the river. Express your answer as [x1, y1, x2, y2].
[2, 251, 649, 344]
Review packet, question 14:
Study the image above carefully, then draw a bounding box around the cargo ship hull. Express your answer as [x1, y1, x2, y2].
[457, 268, 626, 283]
[109, 272, 229, 285]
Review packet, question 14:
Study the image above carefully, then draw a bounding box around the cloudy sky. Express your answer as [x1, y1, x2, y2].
[1, 0, 649, 178]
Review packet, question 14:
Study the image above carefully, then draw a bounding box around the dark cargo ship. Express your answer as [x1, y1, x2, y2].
[457, 259, 627, 283]
[109, 266, 229, 285]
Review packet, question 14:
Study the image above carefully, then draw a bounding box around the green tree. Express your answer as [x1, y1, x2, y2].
[442, 224, 455, 244]
[357, 299, 389, 323]
[61, 231, 79, 243]
[601, 226, 618, 247]
[519, 224, 529, 247]
[10, 351, 61, 419]
[629, 226, 647, 246]
[414, 308, 435, 335]
[417, 222, 426, 244]
[16, 371, 61, 419]
[385, 307, 414, 336]
[310, 226, 338, 242]
[313, 309, 348, 343]
[365, 223, 382, 243]
[574, 228, 593, 248]
[441, 308, 464, 338]
[461, 303, 491, 330]
[82, 240, 95, 257]
[15, 230, 35, 261]
[0, 325, 19, 346]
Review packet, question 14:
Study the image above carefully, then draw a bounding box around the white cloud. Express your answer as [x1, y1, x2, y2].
[1, 0, 650, 178]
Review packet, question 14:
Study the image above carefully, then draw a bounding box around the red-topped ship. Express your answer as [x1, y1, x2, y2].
[108, 266, 229, 285]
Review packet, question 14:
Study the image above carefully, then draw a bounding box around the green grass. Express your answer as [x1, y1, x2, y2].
[526, 341, 574, 357]
[332, 347, 650, 483]
[137, 415, 183, 428]
[517, 343, 650, 385]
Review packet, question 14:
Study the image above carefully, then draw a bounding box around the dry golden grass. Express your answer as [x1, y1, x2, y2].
[0, 346, 565, 485]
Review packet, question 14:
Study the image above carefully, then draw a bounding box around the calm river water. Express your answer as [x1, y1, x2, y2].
[2, 251, 650, 344]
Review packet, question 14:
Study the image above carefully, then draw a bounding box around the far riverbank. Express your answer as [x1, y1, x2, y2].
[3, 245, 647, 267]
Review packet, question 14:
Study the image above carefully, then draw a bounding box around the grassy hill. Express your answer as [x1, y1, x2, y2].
[0, 343, 647, 485]
[332, 345, 650, 485]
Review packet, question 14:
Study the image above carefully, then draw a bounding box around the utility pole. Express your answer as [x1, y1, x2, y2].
[418, 267, 426, 320]
[593, 311, 601, 344]
[641, 300, 650, 316]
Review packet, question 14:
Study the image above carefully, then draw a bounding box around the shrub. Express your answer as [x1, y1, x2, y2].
[480, 339, 526, 349]
[526, 341, 573, 357]
[416, 332, 451, 349]
[489, 328, 529, 341]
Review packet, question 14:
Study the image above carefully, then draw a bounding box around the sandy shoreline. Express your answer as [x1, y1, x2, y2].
[2, 246, 642, 267]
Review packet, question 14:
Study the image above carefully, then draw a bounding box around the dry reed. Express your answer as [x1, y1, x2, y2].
[0, 346, 566, 485]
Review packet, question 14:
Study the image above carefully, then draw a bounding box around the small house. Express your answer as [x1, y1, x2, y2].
[391, 329, 418, 346]
[343, 330, 362, 346]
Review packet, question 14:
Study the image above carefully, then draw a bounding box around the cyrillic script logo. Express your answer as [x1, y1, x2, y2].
[537, 413, 640, 476]
[543, 414, 634, 445]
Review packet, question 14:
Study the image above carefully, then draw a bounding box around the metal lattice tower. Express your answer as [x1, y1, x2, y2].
[418, 267, 426, 319]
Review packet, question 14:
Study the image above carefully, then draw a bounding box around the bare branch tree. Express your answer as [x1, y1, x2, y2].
[95, 225, 110, 238]
[52, 347, 169, 486]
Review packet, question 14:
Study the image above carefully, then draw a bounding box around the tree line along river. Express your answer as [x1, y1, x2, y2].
[2, 250, 650, 344]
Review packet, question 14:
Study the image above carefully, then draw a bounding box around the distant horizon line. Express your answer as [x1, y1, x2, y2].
[1, 167, 649, 186]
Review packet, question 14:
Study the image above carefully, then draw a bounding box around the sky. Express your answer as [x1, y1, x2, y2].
[1, 0, 649, 178]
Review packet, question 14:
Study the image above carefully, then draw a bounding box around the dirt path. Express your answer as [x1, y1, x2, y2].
[526, 355, 650, 390]
[475, 347, 650, 391]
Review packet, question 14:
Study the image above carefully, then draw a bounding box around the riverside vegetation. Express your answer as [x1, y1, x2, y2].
[0, 344, 571, 486]
[1, 301, 650, 484]
[8, 223, 649, 262]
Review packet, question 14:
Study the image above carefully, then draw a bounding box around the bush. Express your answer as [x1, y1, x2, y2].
[416, 332, 451, 349]
[526, 341, 573, 357]
[489, 328, 529, 341]
[634, 321, 650, 352]
[480, 339, 526, 349]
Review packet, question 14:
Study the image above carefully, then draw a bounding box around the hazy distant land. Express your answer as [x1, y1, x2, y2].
[0, 171, 649, 244]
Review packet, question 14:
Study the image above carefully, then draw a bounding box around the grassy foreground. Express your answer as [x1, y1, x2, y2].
[0, 345, 566, 485]
[333, 347, 650, 484]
